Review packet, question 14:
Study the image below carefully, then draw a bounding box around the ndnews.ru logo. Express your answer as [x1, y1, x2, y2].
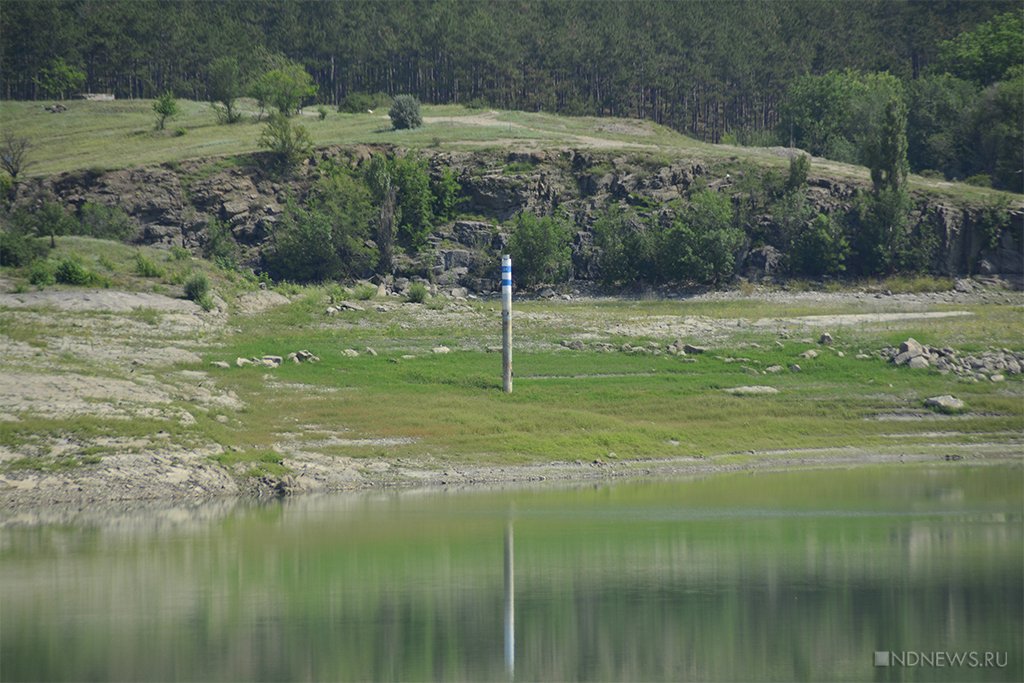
[874, 650, 1008, 668]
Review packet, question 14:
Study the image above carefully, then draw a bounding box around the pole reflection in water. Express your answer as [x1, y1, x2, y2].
[504, 520, 515, 679]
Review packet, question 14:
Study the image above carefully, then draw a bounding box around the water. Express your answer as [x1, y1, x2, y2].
[2, 465, 1021, 681]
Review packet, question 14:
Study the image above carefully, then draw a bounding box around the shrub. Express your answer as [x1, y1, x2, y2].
[54, 256, 94, 285]
[406, 282, 428, 303]
[258, 112, 312, 172]
[791, 213, 849, 277]
[133, 252, 164, 278]
[0, 230, 45, 266]
[27, 259, 56, 285]
[183, 272, 210, 302]
[507, 212, 573, 287]
[317, 105, 328, 120]
[391, 155, 433, 249]
[338, 91, 391, 114]
[153, 92, 179, 131]
[658, 190, 742, 284]
[352, 283, 377, 300]
[169, 245, 190, 261]
[78, 202, 135, 241]
[593, 205, 656, 286]
[431, 166, 461, 221]
[785, 154, 811, 193]
[389, 95, 423, 130]
[203, 218, 239, 268]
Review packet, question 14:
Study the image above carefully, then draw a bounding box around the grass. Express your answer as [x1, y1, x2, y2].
[2, 98, 1019, 205]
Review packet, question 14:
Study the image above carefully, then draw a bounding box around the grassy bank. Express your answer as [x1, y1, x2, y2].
[2, 98, 1017, 204]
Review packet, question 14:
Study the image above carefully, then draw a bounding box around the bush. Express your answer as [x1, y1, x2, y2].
[593, 205, 656, 286]
[0, 230, 46, 266]
[658, 190, 742, 284]
[153, 92, 179, 131]
[352, 283, 377, 300]
[203, 218, 239, 268]
[391, 155, 433, 249]
[791, 213, 849, 277]
[507, 212, 573, 287]
[134, 252, 164, 278]
[431, 166, 461, 221]
[169, 245, 190, 261]
[406, 282, 428, 303]
[317, 105, 328, 120]
[389, 95, 423, 130]
[78, 202, 135, 241]
[27, 259, 56, 285]
[54, 256, 94, 285]
[258, 112, 312, 172]
[183, 272, 210, 302]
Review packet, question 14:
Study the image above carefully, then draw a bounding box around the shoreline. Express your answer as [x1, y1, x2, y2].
[3, 444, 1019, 524]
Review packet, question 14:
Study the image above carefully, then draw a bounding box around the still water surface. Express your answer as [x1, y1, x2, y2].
[2, 465, 1021, 681]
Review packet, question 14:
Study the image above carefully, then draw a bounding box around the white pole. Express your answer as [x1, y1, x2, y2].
[501, 254, 512, 394]
[504, 521, 515, 677]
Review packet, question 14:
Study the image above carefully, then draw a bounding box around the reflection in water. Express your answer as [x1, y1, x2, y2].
[504, 520, 515, 679]
[0, 467, 1021, 681]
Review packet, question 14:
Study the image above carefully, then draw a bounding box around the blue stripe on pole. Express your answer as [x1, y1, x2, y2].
[501, 279, 512, 286]
[501, 266, 511, 273]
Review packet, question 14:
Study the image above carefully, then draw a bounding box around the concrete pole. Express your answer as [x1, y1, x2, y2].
[502, 254, 512, 394]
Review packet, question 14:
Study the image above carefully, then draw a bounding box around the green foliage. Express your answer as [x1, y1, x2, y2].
[850, 188, 910, 276]
[133, 252, 164, 278]
[659, 190, 742, 284]
[258, 113, 312, 172]
[406, 282, 428, 303]
[207, 56, 244, 124]
[391, 155, 433, 249]
[906, 75, 977, 179]
[975, 198, 1012, 251]
[27, 258, 55, 285]
[0, 230, 45, 266]
[183, 272, 210, 301]
[389, 95, 423, 130]
[34, 58, 85, 99]
[264, 171, 376, 283]
[785, 154, 810, 194]
[77, 202, 134, 241]
[791, 213, 849, 277]
[365, 153, 396, 273]
[963, 74, 1024, 193]
[169, 245, 190, 261]
[153, 92, 179, 131]
[507, 212, 572, 287]
[251, 63, 317, 116]
[864, 93, 909, 194]
[352, 283, 377, 300]
[54, 255, 94, 285]
[593, 204, 656, 286]
[935, 10, 1024, 86]
[203, 218, 239, 268]
[431, 166, 461, 221]
[317, 105, 328, 121]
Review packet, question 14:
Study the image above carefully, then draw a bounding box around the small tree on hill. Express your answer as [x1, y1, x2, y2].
[1, 131, 32, 183]
[35, 58, 85, 100]
[153, 92, 179, 131]
[389, 95, 423, 130]
[250, 63, 317, 117]
[258, 113, 312, 173]
[507, 212, 572, 287]
[207, 56, 244, 123]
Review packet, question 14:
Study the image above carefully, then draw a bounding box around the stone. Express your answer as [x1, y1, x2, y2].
[683, 344, 706, 355]
[210, 361, 231, 369]
[765, 365, 784, 373]
[990, 374, 1005, 382]
[819, 333, 833, 345]
[450, 287, 469, 299]
[376, 283, 388, 298]
[560, 340, 585, 351]
[855, 354, 871, 360]
[908, 356, 930, 370]
[924, 395, 965, 413]
[486, 346, 502, 353]
[214, 415, 229, 424]
[222, 199, 250, 217]
[235, 357, 253, 367]
[538, 287, 556, 299]
[365, 347, 378, 356]
[262, 355, 282, 366]
[724, 385, 780, 396]
[338, 301, 364, 311]
[899, 338, 925, 357]
[326, 306, 339, 316]
[343, 349, 360, 358]
[789, 364, 802, 372]
[432, 346, 451, 354]
[800, 349, 819, 359]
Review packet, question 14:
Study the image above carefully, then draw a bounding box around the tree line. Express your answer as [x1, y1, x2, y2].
[2, 0, 1015, 135]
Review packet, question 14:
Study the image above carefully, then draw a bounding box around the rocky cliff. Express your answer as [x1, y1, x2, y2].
[15, 146, 1024, 291]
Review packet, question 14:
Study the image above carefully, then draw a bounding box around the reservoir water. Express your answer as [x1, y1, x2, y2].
[2, 465, 1021, 681]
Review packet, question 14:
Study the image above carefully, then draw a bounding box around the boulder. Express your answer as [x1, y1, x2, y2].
[924, 395, 965, 413]
[683, 344, 707, 355]
[724, 386, 780, 396]
[342, 349, 360, 357]
[800, 349, 819, 359]
[432, 346, 451, 354]
[819, 333, 833, 345]
[210, 361, 231, 369]
[908, 356, 930, 370]
[235, 357, 253, 367]
[560, 340, 585, 351]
